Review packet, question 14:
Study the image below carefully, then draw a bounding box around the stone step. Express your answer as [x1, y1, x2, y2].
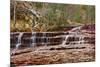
[11, 35, 87, 43]
[10, 32, 95, 49]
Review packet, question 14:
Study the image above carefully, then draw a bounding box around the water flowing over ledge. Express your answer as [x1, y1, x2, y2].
[10, 24, 95, 66]
[10, 25, 95, 54]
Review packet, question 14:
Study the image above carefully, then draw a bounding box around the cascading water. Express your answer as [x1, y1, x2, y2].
[16, 33, 23, 48]
[79, 35, 84, 44]
[61, 26, 85, 46]
[31, 32, 36, 48]
[10, 26, 85, 53]
[61, 32, 69, 46]
[42, 32, 47, 47]
[11, 32, 23, 55]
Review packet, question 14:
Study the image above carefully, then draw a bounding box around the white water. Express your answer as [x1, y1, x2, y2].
[11, 26, 85, 54]
[79, 35, 84, 44]
[61, 32, 69, 46]
[16, 33, 23, 48]
[31, 32, 36, 48]
[43, 32, 47, 47]
[61, 26, 84, 46]
[11, 33, 23, 55]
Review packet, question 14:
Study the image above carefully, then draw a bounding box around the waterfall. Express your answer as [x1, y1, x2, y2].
[81, 36, 84, 44]
[42, 32, 47, 47]
[79, 35, 84, 44]
[31, 32, 36, 48]
[11, 32, 23, 55]
[16, 33, 23, 48]
[61, 32, 69, 46]
[10, 26, 85, 53]
[61, 26, 84, 46]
